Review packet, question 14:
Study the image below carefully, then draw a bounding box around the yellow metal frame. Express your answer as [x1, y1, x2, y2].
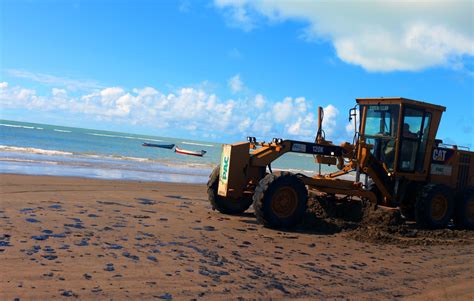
[222, 139, 378, 203]
[220, 97, 469, 205]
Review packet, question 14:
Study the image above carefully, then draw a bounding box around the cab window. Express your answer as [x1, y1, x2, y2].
[362, 105, 399, 170]
[398, 108, 430, 172]
[416, 113, 431, 171]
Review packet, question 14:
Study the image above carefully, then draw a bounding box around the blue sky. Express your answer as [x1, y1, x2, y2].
[1, 0, 473, 146]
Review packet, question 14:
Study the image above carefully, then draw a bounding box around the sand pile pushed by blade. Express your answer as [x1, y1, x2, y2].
[348, 203, 473, 246]
[348, 205, 407, 244]
[297, 195, 363, 234]
[301, 194, 474, 246]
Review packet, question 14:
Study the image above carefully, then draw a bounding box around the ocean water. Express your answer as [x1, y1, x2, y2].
[0, 119, 335, 183]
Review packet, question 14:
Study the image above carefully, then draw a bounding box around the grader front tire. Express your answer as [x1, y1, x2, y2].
[252, 172, 308, 228]
[207, 165, 253, 215]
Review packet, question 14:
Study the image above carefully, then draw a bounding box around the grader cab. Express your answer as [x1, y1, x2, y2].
[207, 97, 474, 229]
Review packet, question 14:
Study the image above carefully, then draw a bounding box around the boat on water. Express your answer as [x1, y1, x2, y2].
[142, 142, 175, 149]
[175, 146, 207, 157]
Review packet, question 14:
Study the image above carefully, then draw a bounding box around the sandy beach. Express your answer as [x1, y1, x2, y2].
[1, 174, 473, 300]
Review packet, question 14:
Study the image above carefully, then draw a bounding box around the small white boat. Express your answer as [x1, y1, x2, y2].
[175, 146, 206, 157]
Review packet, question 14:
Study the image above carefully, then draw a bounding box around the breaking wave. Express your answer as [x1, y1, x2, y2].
[53, 129, 72, 133]
[0, 145, 73, 156]
[0, 158, 59, 165]
[181, 141, 215, 147]
[87, 132, 164, 142]
[0, 145, 215, 168]
[0, 123, 36, 130]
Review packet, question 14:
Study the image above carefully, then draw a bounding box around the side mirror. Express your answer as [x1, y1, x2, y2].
[348, 107, 357, 122]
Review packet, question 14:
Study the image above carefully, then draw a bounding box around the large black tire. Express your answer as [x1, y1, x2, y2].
[454, 189, 474, 230]
[252, 172, 308, 228]
[415, 184, 454, 229]
[207, 165, 253, 215]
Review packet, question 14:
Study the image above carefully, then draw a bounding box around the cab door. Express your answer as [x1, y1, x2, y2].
[397, 106, 431, 174]
[360, 104, 400, 171]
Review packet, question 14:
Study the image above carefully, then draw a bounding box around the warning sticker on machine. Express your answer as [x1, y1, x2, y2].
[430, 164, 452, 176]
[218, 145, 231, 197]
[291, 143, 307, 153]
[313, 145, 324, 154]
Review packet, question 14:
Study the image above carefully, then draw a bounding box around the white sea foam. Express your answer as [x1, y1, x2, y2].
[0, 123, 21, 128]
[36, 127, 43, 130]
[0, 145, 73, 156]
[0, 158, 59, 165]
[87, 133, 122, 138]
[0, 144, 213, 175]
[53, 129, 72, 133]
[276, 168, 317, 174]
[0, 144, 159, 163]
[0, 123, 36, 129]
[181, 141, 214, 147]
[87, 132, 163, 142]
[142, 138, 164, 142]
[104, 154, 151, 162]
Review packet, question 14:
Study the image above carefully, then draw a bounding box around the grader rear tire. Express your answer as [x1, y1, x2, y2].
[454, 190, 474, 230]
[207, 165, 253, 215]
[415, 184, 454, 229]
[252, 172, 308, 228]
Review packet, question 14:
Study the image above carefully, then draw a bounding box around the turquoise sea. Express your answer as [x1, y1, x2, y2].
[0, 120, 335, 183]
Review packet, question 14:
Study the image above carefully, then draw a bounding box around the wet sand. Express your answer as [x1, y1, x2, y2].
[1, 174, 473, 300]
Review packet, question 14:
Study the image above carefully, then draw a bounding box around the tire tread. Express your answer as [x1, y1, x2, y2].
[252, 172, 307, 228]
[207, 165, 252, 214]
[415, 184, 454, 229]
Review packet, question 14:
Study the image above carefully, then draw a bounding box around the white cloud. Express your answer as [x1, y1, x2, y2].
[52, 88, 67, 97]
[215, 0, 257, 31]
[228, 47, 242, 59]
[272, 97, 295, 122]
[254, 93, 265, 109]
[99, 87, 125, 106]
[287, 114, 315, 137]
[228, 73, 244, 93]
[6, 69, 102, 90]
[133, 87, 159, 97]
[18, 89, 36, 101]
[272, 96, 309, 121]
[345, 108, 360, 141]
[345, 122, 354, 133]
[214, 1, 474, 72]
[238, 117, 251, 132]
[179, 0, 191, 13]
[321, 104, 338, 137]
[0, 80, 348, 142]
[269, 97, 340, 140]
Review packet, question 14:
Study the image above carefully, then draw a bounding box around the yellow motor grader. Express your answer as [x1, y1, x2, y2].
[207, 97, 474, 229]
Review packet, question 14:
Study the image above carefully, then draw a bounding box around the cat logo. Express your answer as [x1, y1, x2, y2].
[432, 149, 447, 162]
